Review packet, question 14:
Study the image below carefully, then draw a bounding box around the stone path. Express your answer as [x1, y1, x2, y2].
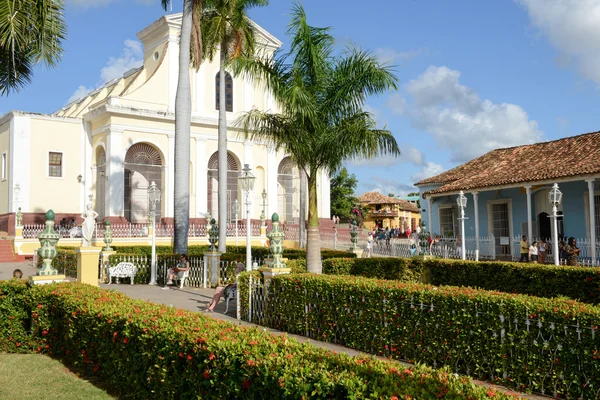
[1, 261, 550, 399]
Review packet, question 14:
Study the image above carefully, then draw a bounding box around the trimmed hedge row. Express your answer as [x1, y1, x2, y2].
[263, 274, 600, 398]
[422, 258, 600, 304]
[0, 281, 513, 399]
[322, 257, 423, 282]
[0, 280, 35, 353]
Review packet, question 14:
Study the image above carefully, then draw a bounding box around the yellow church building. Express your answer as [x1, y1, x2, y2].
[0, 13, 331, 235]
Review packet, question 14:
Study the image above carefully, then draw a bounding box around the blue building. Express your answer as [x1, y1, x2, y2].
[415, 131, 600, 263]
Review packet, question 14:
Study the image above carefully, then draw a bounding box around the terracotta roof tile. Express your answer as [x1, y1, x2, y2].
[415, 131, 600, 195]
[358, 191, 420, 212]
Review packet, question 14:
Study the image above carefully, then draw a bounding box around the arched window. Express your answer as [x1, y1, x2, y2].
[124, 143, 164, 223]
[277, 157, 300, 224]
[207, 151, 240, 221]
[215, 72, 233, 112]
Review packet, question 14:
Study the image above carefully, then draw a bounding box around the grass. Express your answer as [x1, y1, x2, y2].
[0, 354, 114, 400]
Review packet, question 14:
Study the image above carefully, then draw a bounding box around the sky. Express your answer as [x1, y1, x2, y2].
[3, 0, 600, 198]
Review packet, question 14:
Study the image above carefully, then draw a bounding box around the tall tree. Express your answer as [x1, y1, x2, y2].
[0, 0, 66, 95]
[236, 3, 400, 273]
[201, 0, 268, 253]
[161, 0, 204, 254]
[330, 167, 358, 221]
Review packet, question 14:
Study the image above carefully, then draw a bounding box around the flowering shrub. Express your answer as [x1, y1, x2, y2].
[264, 274, 600, 398]
[0, 280, 36, 353]
[0, 282, 513, 399]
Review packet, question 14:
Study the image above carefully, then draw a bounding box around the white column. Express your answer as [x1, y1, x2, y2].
[244, 141, 253, 170]
[587, 179, 597, 263]
[106, 129, 124, 217]
[427, 196, 432, 234]
[165, 135, 175, 218]
[196, 138, 207, 217]
[83, 122, 93, 212]
[267, 147, 277, 217]
[525, 185, 533, 241]
[9, 115, 31, 212]
[473, 192, 479, 261]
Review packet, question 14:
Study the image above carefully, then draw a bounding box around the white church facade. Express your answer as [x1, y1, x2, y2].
[0, 14, 331, 234]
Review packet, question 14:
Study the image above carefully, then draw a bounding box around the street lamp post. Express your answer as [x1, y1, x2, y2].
[456, 191, 468, 260]
[549, 183, 563, 266]
[148, 181, 161, 285]
[260, 189, 267, 227]
[238, 164, 255, 271]
[233, 199, 239, 246]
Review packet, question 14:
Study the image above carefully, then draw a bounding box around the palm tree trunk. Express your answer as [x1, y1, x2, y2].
[306, 171, 322, 273]
[217, 43, 228, 253]
[299, 167, 307, 248]
[173, 0, 193, 254]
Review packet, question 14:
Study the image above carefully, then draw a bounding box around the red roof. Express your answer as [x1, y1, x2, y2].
[415, 130, 600, 195]
[358, 191, 420, 212]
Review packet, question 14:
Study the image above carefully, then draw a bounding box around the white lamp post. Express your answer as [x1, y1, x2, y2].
[260, 189, 267, 226]
[238, 164, 255, 271]
[549, 183, 563, 266]
[233, 199, 239, 246]
[148, 181, 161, 285]
[456, 190, 468, 260]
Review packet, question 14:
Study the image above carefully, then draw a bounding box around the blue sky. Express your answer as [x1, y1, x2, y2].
[2, 0, 600, 198]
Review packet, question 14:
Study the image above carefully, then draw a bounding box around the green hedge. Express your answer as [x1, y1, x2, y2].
[262, 274, 600, 398]
[422, 258, 600, 304]
[323, 257, 423, 282]
[0, 281, 511, 399]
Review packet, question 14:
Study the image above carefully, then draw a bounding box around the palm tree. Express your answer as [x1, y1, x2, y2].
[0, 0, 66, 95]
[236, 3, 400, 273]
[161, 0, 205, 254]
[200, 0, 268, 253]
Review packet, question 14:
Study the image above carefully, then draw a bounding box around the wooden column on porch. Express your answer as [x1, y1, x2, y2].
[525, 185, 533, 242]
[472, 192, 479, 261]
[427, 196, 432, 235]
[587, 179, 597, 263]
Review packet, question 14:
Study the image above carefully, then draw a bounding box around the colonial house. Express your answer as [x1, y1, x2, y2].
[0, 13, 331, 235]
[416, 131, 600, 262]
[358, 191, 421, 232]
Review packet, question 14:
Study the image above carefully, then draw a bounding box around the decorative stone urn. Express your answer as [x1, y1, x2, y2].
[267, 213, 286, 268]
[37, 210, 60, 276]
[349, 220, 359, 250]
[103, 220, 113, 251]
[16, 207, 23, 227]
[208, 218, 219, 251]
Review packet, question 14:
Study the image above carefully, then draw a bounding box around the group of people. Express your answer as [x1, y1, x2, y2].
[519, 235, 580, 266]
[163, 254, 245, 312]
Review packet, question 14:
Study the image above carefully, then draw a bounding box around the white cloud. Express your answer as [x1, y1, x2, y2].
[411, 161, 445, 182]
[350, 144, 426, 168]
[374, 48, 425, 65]
[67, 39, 143, 104]
[67, 85, 94, 104]
[386, 94, 406, 115]
[100, 39, 143, 83]
[517, 0, 600, 84]
[398, 66, 542, 163]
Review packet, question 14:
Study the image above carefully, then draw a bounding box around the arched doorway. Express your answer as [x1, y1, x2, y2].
[95, 147, 106, 219]
[124, 143, 163, 223]
[277, 157, 299, 224]
[538, 212, 550, 240]
[207, 151, 240, 222]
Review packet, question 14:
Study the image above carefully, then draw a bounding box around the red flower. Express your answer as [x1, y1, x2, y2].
[242, 379, 251, 389]
[123, 337, 129, 345]
[391, 397, 398, 400]
[42, 330, 48, 336]
[94, 364, 100, 373]
[15, 342, 21, 347]
[246, 359, 255, 367]
[209, 353, 216, 361]
[203, 370, 210, 379]
[37, 304, 43, 309]
[187, 355, 193, 361]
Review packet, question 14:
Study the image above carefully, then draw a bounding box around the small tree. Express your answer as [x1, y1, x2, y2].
[330, 167, 358, 221]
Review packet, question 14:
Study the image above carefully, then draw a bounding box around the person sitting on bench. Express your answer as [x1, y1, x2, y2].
[166, 254, 190, 286]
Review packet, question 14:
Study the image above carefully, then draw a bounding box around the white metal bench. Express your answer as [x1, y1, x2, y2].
[107, 262, 137, 285]
[224, 287, 237, 314]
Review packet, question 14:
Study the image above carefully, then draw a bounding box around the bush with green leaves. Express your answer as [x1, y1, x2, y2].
[262, 274, 600, 398]
[0, 280, 35, 353]
[323, 257, 422, 282]
[0, 281, 512, 399]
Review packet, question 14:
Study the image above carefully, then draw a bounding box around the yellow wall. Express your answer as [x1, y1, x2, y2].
[0, 119, 10, 214]
[29, 118, 83, 213]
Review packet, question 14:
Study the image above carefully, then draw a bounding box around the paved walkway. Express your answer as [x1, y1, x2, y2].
[1, 261, 549, 399]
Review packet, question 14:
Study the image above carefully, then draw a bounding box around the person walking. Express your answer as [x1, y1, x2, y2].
[529, 241, 539, 263]
[538, 239, 547, 264]
[520, 235, 529, 262]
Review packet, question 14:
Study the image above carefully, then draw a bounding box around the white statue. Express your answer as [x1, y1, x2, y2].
[81, 203, 98, 246]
